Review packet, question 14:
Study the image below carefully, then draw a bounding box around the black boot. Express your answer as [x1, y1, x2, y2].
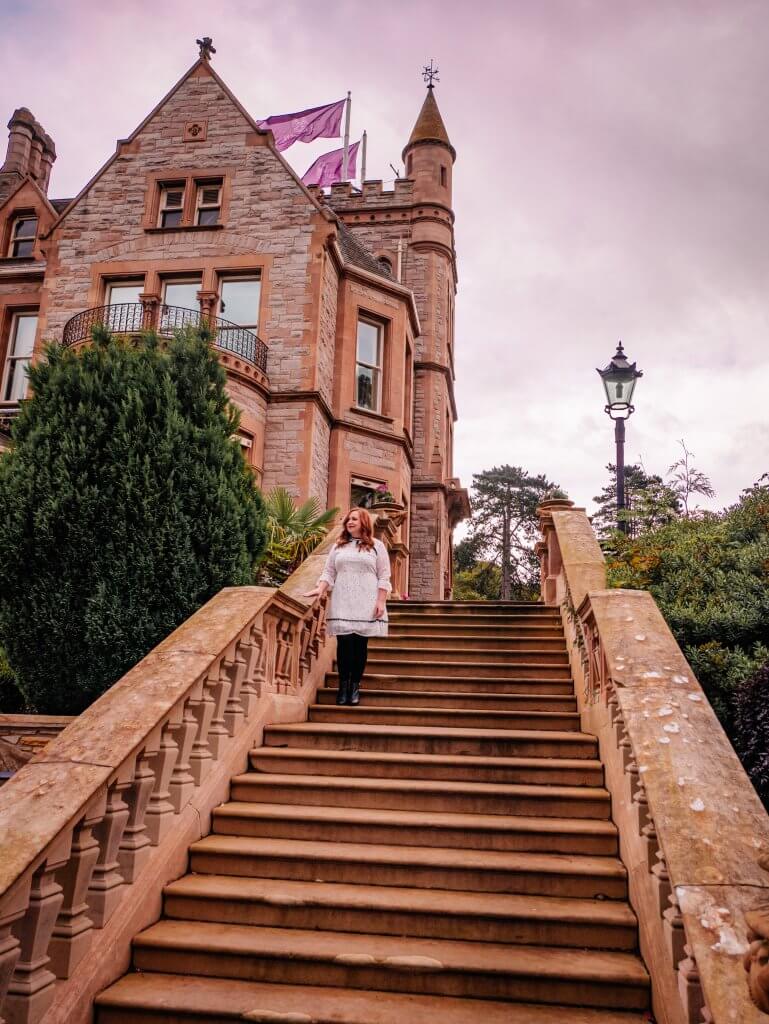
[336, 676, 350, 705]
[349, 677, 361, 706]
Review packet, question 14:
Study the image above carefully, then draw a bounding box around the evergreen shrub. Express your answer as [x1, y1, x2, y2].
[0, 326, 268, 715]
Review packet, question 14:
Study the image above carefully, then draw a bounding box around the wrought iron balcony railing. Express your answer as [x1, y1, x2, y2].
[61, 303, 268, 374]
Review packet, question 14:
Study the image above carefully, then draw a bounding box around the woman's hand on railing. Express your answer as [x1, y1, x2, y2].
[304, 582, 328, 600]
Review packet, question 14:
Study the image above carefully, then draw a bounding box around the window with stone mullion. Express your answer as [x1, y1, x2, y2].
[356, 318, 382, 412]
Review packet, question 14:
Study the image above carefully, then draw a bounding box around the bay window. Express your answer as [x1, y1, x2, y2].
[355, 317, 383, 412]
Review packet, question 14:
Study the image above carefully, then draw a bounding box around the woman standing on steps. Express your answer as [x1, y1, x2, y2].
[305, 507, 391, 706]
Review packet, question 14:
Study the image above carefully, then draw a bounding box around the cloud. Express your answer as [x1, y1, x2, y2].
[3, 0, 769, 512]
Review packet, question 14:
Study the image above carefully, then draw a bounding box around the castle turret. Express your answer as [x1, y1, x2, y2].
[402, 86, 455, 208]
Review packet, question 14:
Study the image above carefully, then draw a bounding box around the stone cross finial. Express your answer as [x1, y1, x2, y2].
[422, 59, 440, 90]
[197, 37, 216, 61]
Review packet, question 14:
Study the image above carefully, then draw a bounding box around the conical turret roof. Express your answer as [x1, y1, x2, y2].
[403, 88, 455, 161]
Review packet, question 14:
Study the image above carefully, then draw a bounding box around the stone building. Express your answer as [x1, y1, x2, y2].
[0, 48, 468, 599]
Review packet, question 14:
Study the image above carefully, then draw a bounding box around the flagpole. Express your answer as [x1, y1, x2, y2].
[342, 91, 351, 181]
[361, 130, 367, 184]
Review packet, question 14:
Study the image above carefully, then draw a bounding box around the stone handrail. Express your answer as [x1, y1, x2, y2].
[0, 532, 340, 1024]
[537, 499, 769, 1024]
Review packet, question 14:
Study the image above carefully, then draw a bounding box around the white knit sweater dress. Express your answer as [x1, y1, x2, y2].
[318, 539, 392, 637]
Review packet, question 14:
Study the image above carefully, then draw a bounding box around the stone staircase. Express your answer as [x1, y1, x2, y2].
[95, 601, 650, 1023]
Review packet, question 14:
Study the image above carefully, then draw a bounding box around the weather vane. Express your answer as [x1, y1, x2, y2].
[422, 59, 440, 89]
[197, 37, 216, 61]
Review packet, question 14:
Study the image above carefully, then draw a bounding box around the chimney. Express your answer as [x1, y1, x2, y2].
[28, 121, 44, 181]
[1, 108, 36, 176]
[40, 133, 56, 193]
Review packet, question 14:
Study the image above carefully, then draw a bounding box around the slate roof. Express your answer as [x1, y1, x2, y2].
[337, 222, 392, 280]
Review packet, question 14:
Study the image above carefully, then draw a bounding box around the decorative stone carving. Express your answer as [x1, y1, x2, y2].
[144, 721, 180, 844]
[744, 902, 769, 1013]
[86, 773, 131, 928]
[48, 791, 106, 979]
[5, 833, 69, 1024]
[678, 943, 705, 1024]
[117, 751, 154, 882]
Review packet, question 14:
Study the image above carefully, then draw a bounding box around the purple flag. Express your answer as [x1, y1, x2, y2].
[257, 99, 345, 152]
[302, 141, 360, 188]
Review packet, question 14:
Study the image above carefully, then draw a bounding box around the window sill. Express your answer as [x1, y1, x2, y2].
[350, 405, 394, 424]
[144, 224, 225, 234]
[0, 256, 37, 264]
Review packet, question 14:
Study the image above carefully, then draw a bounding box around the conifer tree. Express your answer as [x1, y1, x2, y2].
[0, 325, 267, 714]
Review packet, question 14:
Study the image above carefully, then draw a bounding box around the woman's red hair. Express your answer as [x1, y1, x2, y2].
[337, 507, 375, 550]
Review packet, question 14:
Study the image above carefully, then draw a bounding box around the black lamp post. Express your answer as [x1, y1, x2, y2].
[596, 342, 643, 534]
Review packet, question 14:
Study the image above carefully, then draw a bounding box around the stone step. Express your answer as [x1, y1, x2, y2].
[389, 612, 562, 626]
[308, 705, 582, 732]
[390, 602, 558, 614]
[163, 874, 636, 948]
[365, 658, 572, 679]
[325, 671, 575, 694]
[365, 645, 569, 665]
[212, 800, 617, 854]
[131, 921, 649, 1009]
[250, 746, 605, 786]
[96, 973, 651, 1024]
[372, 634, 568, 651]
[263, 722, 599, 758]
[317, 686, 577, 712]
[387, 622, 565, 638]
[189, 835, 628, 899]
[227, 773, 610, 819]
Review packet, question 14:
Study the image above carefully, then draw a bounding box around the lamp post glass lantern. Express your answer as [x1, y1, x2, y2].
[596, 342, 643, 533]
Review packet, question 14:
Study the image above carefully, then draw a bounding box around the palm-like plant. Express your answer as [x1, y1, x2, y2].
[257, 488, 339, 584]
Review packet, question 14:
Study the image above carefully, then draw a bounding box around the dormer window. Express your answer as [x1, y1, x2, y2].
[196, 183, 222, 225]
[7, 215, 38, 258]
[158, 184, 185, 228]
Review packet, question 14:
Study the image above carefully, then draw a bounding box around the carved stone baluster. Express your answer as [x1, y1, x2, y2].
[48, 790, 107, 979]
[206, 660, 231, 760]
[144, 716, 180, 845]
[0, 877, 32, 1023]
[274, 616, 293, 694]
[640, 818, 660, 873]
[242, 623, 267, 710]
[744, 903, 769, 1013]
[5, 833, 70, 1024]
[188, 677, 216, 785]
[678, 944, 705, 1024]
[629, 763, 650, 835]
[117, 749, 154, 883]
[223, 648, 246, 737]
[86, 769, 132, 928]
[167, 702, 197, 813]
[651, 847, 672, 919]
[664, 888, 687, 973]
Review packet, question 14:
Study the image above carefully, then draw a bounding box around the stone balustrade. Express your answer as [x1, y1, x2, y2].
[0, 533, 340, 1024]
[537, 499, 769, 1024]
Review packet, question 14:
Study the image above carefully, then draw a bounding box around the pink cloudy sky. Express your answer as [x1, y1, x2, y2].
[3, 0, 769, 511]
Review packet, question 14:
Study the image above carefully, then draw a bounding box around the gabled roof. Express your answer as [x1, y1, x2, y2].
[45, 56, 333, 237]
[403, 88, 455, 161]
[0, 174, 60, 221]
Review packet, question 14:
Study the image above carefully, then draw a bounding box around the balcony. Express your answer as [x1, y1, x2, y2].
[62, 303, 268, 375]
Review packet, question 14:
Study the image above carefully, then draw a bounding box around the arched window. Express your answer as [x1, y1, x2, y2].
[377, 256, 393, 276]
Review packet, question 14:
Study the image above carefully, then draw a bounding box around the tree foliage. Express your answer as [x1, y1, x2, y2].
[592, 463, 680, 540]
[0, 325, 268, 715]
[606, 477, 769, 738]
[459, 465, 558, 600]
[256, 487, 338, 586]
[734, 661, 769, 807]
[667, 439, 715, 516]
